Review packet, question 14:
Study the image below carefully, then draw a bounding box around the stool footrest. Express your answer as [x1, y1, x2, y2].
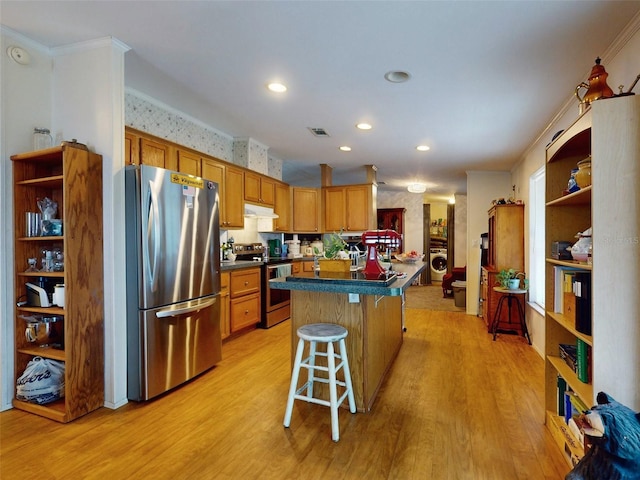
[300, 357, 345, 373]
[293, 389, 351, 410]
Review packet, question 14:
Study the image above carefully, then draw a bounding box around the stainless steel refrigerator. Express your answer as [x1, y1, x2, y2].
[125, 165, 221, 401]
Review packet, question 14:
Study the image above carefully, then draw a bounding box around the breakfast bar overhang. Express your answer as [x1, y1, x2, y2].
[270, 262, 427, 412]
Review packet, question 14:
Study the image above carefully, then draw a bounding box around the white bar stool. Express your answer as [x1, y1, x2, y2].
[283, 323, 356, 442]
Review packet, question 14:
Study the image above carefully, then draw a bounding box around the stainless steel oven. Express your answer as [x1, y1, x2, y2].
[262, 261, 292, 328]
[231, 243, 291, 329]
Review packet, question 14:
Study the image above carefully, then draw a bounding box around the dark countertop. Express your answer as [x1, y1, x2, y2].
[270, 261, 427, 296]
[219, 256, 316, 272]
[220, 260, 263, 271]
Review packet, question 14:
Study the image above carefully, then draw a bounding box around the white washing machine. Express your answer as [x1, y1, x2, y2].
[430, 248, 448, 282]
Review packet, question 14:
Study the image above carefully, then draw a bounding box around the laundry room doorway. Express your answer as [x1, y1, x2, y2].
[422, 201, 455, 285]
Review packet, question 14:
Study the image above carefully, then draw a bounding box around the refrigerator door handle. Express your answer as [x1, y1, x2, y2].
[156, 297, 216, 318]
[145, 180, 161, 292]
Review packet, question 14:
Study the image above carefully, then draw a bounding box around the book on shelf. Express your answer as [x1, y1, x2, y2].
[560, 343, 578, 372]
[567, 390, 589, 413]
[557, 375, 567, 416]
[553, 266, 580, 314]
[576, 338, 592, 384]
[574, 272, 592, 335]
[564, 389, 589, 424]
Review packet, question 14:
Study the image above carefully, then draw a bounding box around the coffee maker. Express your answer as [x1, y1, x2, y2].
[268, 239, 281, 257]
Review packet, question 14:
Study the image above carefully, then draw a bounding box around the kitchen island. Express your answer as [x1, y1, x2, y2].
[270, 262, 427, 412]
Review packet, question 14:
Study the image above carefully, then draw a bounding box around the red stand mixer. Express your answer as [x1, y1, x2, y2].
[361, 230, 402, 279]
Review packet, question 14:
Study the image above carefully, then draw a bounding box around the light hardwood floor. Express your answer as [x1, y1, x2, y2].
[1, 305, 569, 479]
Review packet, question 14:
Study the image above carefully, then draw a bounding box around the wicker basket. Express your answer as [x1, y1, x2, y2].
[318, 258, 351, 273]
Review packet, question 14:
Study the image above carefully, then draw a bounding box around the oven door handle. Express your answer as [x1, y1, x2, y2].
[268, 263, 293, 278]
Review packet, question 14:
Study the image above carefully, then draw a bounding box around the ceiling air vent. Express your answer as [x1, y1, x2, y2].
[308, 127, 330, 137]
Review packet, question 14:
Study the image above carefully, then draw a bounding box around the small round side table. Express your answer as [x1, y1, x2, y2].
[490, 287, 531, 344]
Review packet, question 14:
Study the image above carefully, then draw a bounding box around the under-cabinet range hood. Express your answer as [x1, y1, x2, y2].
[244, 204, 279, 232]
[244, 204, 279, 219]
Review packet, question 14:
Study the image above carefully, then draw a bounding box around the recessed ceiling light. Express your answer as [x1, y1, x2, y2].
[407, 183, 427, 193]
[384, 71, 411, 83]
[356, 123, 372, 130]
[416, 145, 430, 152]
[339, 146, 351, 152]
[267, 82, 287, 93]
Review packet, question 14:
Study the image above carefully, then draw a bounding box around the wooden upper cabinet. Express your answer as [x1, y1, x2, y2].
[324, 187, 345, 232]
[261, 176, 275, 206]
[324, 184, 375, 232]
[273, 181, 291, 232]
[244, 171, 275, 206]
[124, 131, 139, 165]
[224, 165, 245, 228]
[140, 138, 173, 169]
[201, 158, 244, 229]
[292, 187, 320, 232]
[177, 149, 201, 176]
[201, 158, 226, 226]
[487, 204, 524, 271]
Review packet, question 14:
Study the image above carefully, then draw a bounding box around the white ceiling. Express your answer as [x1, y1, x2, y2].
[2, 1, 639, 196]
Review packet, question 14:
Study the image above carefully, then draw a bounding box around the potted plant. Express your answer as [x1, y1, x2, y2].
[315, 232, 350, 272]
[497, 268, 526, 290]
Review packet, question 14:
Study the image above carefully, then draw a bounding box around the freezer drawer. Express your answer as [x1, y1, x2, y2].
[128, 295, 221, 401]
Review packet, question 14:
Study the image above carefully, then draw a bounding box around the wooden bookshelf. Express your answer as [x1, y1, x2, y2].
[544, 95, 640, 467]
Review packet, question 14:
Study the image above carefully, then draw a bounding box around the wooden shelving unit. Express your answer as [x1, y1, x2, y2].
[543, 95, 640, 467]
[12, 144, 104, 423]
[480, 204, 524, 330]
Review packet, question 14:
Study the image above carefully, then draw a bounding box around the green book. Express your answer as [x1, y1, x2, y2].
[557, 375, 567, 416]
[576, 338, 589, 383]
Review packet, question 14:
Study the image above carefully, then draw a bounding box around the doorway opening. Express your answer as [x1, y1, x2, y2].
[422, 203, 455, 285]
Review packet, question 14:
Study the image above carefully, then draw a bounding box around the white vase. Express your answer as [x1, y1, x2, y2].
[508, 278, 520, 290]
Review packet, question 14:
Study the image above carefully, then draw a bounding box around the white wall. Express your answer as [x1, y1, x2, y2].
[465, 171, 512, 316]
[377, 190, 424, 255]
[454, 195, 467, 268]
[0, 27, 54, 411]
[0, 31, 129, 411]
[52, 38, 130, 409]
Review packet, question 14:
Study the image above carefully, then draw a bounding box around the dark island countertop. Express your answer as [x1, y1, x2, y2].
[270, 261, 427, 296]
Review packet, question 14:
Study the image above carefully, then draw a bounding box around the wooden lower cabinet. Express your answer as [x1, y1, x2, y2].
[229, 268, 261, 332]
[481, 267, 523, 334]
[230, 293, 260, 332]
[220, 272, 231, 340]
